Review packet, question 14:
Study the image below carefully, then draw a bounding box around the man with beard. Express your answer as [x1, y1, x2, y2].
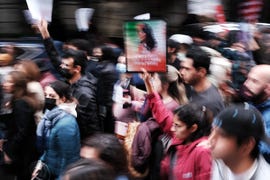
[37, 20, 101, 139]
[241, 64, 270, 163]
[179, 45, 225, 116]
[54, 49, 101, 139]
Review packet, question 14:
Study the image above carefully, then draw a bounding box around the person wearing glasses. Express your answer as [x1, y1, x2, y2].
[141, 69, 213, 180]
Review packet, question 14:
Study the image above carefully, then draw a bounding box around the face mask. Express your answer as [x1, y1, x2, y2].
[91, 56, 101, 62]
[116, 63, 126, 73]
[177, 52, 186, 60]
[60, 68, 73, 79]
[44, 98, 57, 111]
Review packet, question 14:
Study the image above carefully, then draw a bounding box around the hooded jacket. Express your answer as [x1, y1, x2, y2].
[147, 92, 212, 180]
[161, 137, 211, 180]
[38, 103, 80, 178]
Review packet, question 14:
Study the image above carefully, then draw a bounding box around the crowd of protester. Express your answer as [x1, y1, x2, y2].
[1, 1, 270, 179]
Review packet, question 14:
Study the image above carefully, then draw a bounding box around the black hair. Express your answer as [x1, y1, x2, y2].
[49, 80, 72, 101]
[214, 103, 265, 159]
[82, 133, 128, 175]
[186, 45, 211, 74]
[138, 23, 157, 51]
[62, 49, 87, 75]
[62, 159, 115, 180]
[100, 45, 121, 64]
[173, 103, 213, 142]
[65, 39, 91, 56]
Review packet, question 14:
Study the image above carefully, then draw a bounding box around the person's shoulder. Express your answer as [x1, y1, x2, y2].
[256, 155, 270, 178]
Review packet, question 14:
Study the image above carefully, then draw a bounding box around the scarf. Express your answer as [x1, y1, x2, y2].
[36, 107, 66, 153]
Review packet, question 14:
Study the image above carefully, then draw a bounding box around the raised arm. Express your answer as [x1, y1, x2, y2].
[37, 19, 62, 70]
[141, 69, 174, 134]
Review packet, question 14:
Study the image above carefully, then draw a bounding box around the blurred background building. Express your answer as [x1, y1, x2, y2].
[0, 0, 269, 46]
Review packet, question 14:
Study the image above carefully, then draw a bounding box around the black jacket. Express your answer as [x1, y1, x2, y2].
[71, 72, 101, 138]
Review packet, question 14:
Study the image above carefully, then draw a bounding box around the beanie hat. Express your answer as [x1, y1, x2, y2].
[213, 103, 265, 141]
[49, 80, 71, 100]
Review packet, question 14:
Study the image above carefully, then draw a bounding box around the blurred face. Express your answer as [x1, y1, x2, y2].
[63, 44, 78, 51]
[44, 86, 62, 105]
[60, 58, 76, 79]
[208, 126, 240, 163]
[242, 68, 268, 102]
[80, 146, 99, 160]
[2, 75, 14, 93]
[0, 53, 13, 66]
[14, 63, 26, 73]
[180, 58, 199, 85]
[170, 116, 193, 140]
[92, 47, 102, 57]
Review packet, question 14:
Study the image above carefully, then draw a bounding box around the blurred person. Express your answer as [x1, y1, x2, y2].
[37, 20, 100, 139]
[61, 158, 115, 180]
[62, 49, 99, 138]
[85, 45, 102, 75]
[14, 60, 45, 124]
[36, 20, 92, 62]
[212, 29, 256, 91]
[240, 64, 270, 163]
[95, 45, 119, 133]
[124, 65, 188, 179]
[141, 69, 213, 180]
[0, 47, 17, 179]
[179, 45, 224, 116]
[0, 71, 39, 180]
[167, 34, 193, 70]
[32, 80, 80, 179]
[80, 133, 130, 180]
[34, 58, 57, 89]
[139, 65, 188, 122]
[209, 103, 270, 179]
[0, 44, 24, 117]
[64, 39, 92, 58]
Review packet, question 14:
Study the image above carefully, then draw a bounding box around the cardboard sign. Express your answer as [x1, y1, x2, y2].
[124, 20, 167, 72]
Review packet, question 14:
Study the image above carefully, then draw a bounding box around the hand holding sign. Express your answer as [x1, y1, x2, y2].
[26, 0, 53, 22]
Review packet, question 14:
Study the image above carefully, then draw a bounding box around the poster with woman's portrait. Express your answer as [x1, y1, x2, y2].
[124, 20, 167, 72]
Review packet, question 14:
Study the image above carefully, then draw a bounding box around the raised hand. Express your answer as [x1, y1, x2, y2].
[37, 19, 50, 39]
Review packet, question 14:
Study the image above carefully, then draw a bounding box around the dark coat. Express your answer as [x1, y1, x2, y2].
[71, 72, 101, 138]
[43, 37, 101, 138]
[3, 99, 39, 179]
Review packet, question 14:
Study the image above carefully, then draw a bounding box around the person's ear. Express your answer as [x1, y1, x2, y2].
[264, 83, 270, 96]
[59, 96, 67, 104]
[198, 67, 207, 76]
[190, 124, 198, 133]
[240, 137, 256, 156]
[74, 65, 82, 73]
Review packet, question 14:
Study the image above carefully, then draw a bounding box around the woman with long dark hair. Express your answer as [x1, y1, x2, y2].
[0, 71, 39, 180]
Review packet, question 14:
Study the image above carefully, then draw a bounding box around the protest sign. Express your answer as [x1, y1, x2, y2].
[124, 20, 167, 72]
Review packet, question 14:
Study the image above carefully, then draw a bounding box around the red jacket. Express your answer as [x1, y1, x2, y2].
[161, 137, 211, 180]
[147, 92, 212, 180]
